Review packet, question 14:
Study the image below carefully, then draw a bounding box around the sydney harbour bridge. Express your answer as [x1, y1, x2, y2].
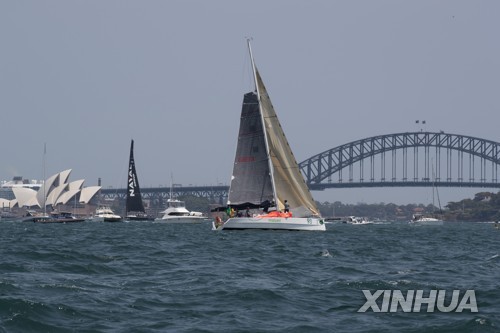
[101, 132, 500, 206]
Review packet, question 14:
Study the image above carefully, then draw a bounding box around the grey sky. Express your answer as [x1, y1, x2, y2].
[1, 1, 499, 205]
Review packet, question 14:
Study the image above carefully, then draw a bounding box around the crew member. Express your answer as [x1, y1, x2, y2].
[284, 200, 290, 213]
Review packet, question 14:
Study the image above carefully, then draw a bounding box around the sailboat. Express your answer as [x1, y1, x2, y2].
[410, 163, 443, 225]
[215, 40, 325, 231]
[28, 144, 85, 223]
[125, 139, 150, 221]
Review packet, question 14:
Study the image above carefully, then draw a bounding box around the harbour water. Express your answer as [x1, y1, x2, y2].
[1, 220, 499, 332]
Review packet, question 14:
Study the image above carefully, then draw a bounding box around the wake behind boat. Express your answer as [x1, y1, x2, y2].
[214, 40, 325, 231]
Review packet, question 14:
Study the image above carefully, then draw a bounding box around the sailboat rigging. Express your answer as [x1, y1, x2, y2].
[214, 40, 325, 231]
[28, 144, 85, 223]
[432, 171, 443, 216]
[411, 161, 443, 225]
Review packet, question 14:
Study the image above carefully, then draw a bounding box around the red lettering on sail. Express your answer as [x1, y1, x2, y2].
[237, 156, 255, 162]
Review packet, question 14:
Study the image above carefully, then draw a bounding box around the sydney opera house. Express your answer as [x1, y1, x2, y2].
[0, 169, 101, 217]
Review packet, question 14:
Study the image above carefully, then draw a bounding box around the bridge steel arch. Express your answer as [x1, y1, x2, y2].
[299, 132, 500, 190]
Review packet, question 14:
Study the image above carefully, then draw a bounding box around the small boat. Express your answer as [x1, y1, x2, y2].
[346, 216, 373, 225]
[125, 140, 151, 221]
[23, 211, 85, 223]
[92, 206, 122, 222]
[410, 162, 444, 226]
[1, 211, 18, 220]
[409, 214, 443, 225]
[155, 198, 207, 223]
[214, 40, 325, 231]
[20, 210, 49, 222]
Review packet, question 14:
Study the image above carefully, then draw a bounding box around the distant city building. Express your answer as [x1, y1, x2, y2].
[1, 176, 42, 189]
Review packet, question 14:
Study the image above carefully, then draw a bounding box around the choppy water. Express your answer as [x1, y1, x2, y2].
[1, 220, 499, 332]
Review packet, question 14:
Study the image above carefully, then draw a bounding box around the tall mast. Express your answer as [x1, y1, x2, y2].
[43, 143, 46, 216]
[169, 173, 173, 200]
[247, 39, 259, 98]
[247, 39, 279, 207]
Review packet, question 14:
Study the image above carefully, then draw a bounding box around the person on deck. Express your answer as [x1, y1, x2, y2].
[262, 200, 270, 213]
[284, 200, 290, 213]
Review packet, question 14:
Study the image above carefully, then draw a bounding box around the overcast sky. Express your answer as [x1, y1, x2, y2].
[1, 1, 499, 205]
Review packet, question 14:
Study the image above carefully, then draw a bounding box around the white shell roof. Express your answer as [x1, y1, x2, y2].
[68, 179, 85, 191]
[56, 188, 80, 205]
[79, 186, 101, 204]
[46, 183, 69, 206]
[36, 172, 59, 207]
[13, 187, 40, 208]
[59, 169, 72, 185]
[10, 169, 99, 209]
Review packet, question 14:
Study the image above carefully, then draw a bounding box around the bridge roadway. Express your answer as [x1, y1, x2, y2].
[100, 180, 500, 203]
[100, 185, 229, 203]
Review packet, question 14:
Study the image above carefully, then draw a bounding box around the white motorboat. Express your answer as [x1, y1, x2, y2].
[31, 211, 85, 223]
[346, 216, 373, 225]
[214, 40, 325, 231]
[92, 206, 122, 222]
[155, 199, 207, 223]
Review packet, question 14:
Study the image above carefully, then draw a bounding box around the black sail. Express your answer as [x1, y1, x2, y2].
[227, 92, 274, 209]
[126, 140, 145, 214]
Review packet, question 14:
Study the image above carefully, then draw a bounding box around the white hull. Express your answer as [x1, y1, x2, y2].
[345, 216, 373, 225]
[155, 216, 207, 224]
[91, 216, 122, 222]
[415, 217, 441, 221]
[409, 219, 443, 225]
[410, 214, 443, 225]
[217, 216, 325, 231]
[92, 207, 122, 222]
